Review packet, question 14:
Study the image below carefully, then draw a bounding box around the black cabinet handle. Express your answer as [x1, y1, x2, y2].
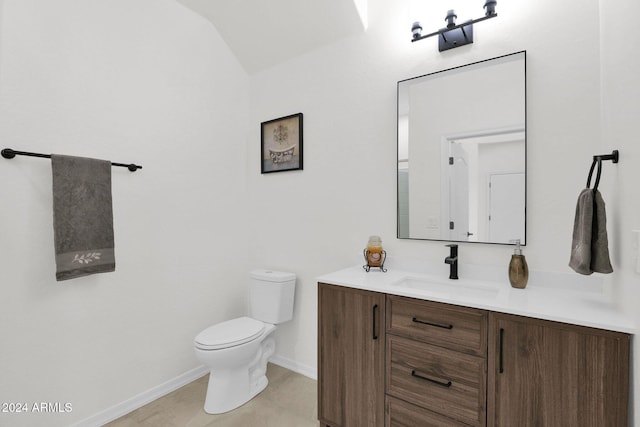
[499, 327, 504, 373]
[372, 304, 379, 340]
[411, 370, 452, 388]
[412, 317, 453, 330]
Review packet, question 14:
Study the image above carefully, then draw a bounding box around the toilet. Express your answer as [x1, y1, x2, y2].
[194, 269, 296, 414]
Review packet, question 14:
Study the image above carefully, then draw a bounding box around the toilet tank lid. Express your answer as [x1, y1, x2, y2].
[250, 269, 296, 282]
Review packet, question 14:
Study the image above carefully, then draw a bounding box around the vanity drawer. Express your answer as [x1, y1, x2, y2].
[386, 295, 487, 356]
[386, 396, 469, 427]
[387, 334, 487, 426]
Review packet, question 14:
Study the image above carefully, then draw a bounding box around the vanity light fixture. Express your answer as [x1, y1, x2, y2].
[411, 0, 497, 52]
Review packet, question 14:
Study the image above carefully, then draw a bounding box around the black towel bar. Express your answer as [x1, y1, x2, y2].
[1, 148, 142, 172]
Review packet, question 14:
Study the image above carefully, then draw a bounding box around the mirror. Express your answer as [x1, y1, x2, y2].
[398, 51, 526, 245]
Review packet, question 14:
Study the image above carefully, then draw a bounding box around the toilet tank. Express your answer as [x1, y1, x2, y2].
[249, 269, 296, 324]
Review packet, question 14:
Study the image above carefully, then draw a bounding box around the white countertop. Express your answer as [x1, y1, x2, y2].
[317, 265, 635, 334]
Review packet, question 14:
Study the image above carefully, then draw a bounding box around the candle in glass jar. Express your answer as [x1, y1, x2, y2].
[366, 236, 383, 267]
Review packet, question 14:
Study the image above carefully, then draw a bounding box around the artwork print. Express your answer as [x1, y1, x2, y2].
[261, 113, 303, 173]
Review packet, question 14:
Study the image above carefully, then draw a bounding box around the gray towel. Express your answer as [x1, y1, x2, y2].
[52, 155, 115, 281]
[590, 189, 613, 273]
[569, 188, 613, 275]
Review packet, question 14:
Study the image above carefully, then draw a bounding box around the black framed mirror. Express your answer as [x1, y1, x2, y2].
[397, 51, 526, 245]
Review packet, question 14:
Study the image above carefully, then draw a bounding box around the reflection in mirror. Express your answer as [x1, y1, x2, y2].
[398, 51, 526, 244]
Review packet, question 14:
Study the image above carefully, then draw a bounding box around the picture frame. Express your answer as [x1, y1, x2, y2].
[261, 113, 303, 174]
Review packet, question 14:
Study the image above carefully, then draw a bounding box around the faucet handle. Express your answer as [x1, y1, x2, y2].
[445, 243, 458, 257]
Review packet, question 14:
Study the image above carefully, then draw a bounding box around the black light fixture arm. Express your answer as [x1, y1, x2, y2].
[411, 1, 498, 51]
[411, 13, 497, 43]
[1, 148, 142, 172]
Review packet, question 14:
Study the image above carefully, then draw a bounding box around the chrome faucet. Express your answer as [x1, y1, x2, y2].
[445, 244, 458, 280]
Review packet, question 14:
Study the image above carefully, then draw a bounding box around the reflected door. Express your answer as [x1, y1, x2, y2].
[488, 173, 525, 243]
[448, 142, 470, 241]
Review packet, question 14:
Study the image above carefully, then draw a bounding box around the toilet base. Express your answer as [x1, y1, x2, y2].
[203, 336, 276, 414]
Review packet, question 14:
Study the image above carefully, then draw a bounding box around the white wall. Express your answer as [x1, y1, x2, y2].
[247, 0, 639, 423]
[0, 1, 249, 426]
[0, 0, 638, 425]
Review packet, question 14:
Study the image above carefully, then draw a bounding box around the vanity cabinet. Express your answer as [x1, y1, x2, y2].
[318, 283, 385, 427]
[317, 283, 630, 427]
[488, 312, 630, 427]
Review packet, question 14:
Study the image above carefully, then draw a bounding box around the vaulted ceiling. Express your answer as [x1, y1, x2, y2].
[176, 0, 368, 74]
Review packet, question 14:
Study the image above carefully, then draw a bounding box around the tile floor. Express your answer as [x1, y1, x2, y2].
[105, 363, 318, 427]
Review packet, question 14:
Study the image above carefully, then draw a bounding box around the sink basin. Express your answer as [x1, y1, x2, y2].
[390, 276, 499, 299]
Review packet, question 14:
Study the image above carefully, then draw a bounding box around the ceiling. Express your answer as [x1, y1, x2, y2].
[175, 0, 368, 74]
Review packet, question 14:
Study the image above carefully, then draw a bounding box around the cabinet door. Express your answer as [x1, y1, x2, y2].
[488, 313, 629, 427]
[318, 283, 385, 427]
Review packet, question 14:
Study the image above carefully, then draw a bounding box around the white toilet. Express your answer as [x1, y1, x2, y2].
[194, 269, 296, 414]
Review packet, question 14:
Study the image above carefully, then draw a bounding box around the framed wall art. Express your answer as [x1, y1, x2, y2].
[261, 113, 303, 174]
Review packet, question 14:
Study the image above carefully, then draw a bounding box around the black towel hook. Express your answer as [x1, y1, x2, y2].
[593, 150, 619, 164]
[586, 150, 618, 191]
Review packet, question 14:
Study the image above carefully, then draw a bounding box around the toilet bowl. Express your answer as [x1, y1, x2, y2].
[194, 269, 296, 414]
[194, 317, 277, 414]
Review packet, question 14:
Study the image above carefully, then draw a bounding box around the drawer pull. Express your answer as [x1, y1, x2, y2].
[411, 370, 452, 388]
[412, 317, 453, 330]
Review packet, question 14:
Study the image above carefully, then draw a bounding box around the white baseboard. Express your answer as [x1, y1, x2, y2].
[269, 354, 317, 381]
[70, 365, 209, 427]
[71, 354, 316, 426]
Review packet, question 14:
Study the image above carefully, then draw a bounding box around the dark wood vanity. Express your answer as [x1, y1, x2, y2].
[318, 282, 630, 427]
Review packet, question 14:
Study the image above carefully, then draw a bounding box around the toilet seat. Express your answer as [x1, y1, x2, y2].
[195, 317, 265, 350]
